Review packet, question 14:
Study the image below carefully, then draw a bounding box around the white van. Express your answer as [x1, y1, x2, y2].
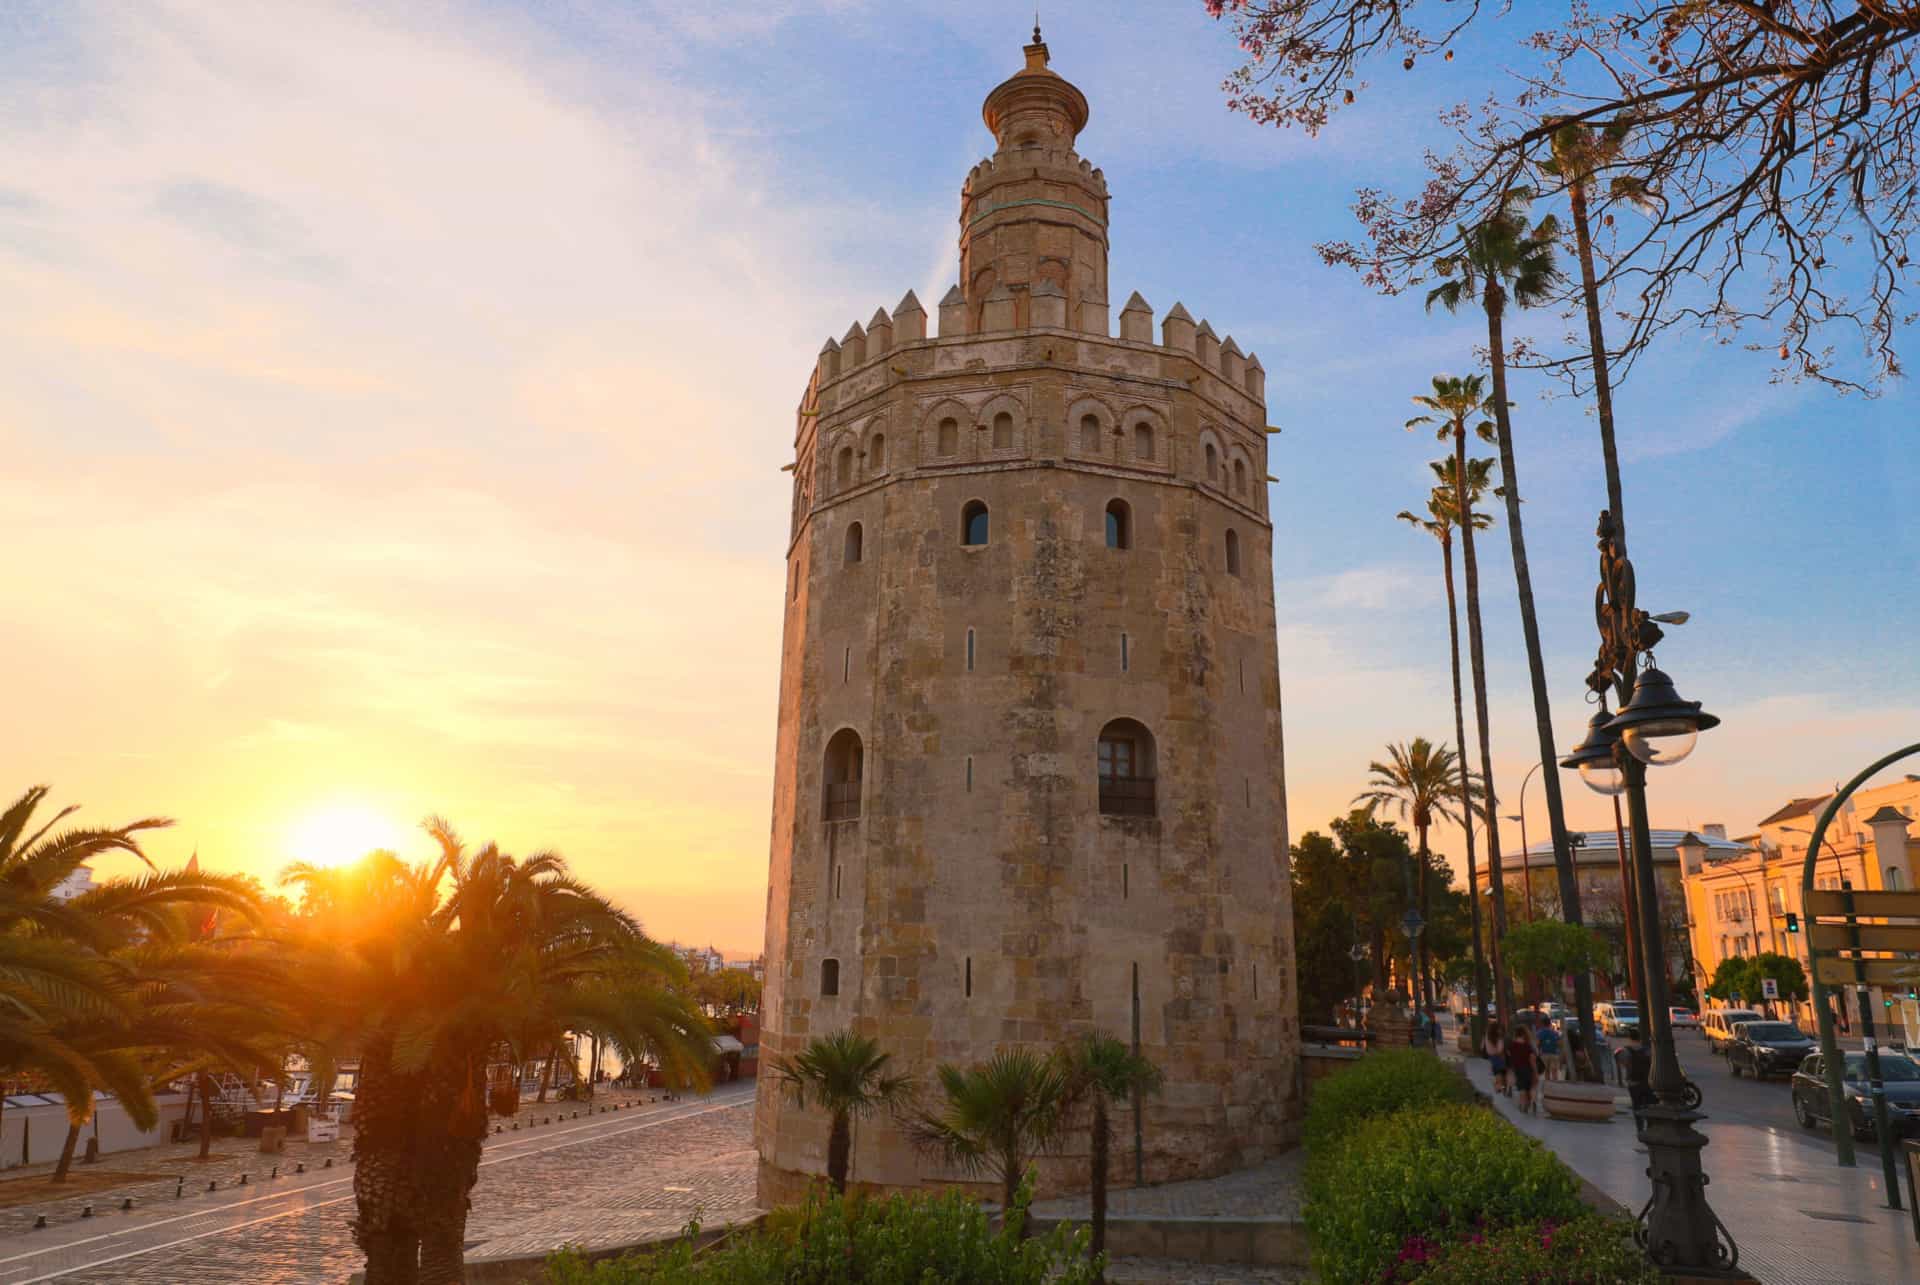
[1595, 1000, 1642, 1036]
[1703, 1007, 1763, 1054]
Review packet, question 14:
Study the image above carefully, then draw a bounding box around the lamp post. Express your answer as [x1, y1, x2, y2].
[1348, 942, 1369, 1025]
[1512, 759, 1544, 923]
[1561, 511, 1738, 1277]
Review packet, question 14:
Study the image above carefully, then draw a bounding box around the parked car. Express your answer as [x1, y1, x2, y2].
[1702, 1008, 1763, 1054]
[1668, 1006, 1699, 1030]
[1792, 1052, 1920, 1139]
[1726, 1021, 1816, 1078]
[1596, 1001, 1641, 1037]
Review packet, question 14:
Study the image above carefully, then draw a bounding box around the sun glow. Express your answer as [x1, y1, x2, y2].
[286, 802, 410, 869]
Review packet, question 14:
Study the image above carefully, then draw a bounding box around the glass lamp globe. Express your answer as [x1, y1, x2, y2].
[1577, 758, 1627, 796]
[1622, 719, 1700, 767]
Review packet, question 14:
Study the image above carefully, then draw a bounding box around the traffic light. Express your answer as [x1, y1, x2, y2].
[1784, 911, 1800, 934]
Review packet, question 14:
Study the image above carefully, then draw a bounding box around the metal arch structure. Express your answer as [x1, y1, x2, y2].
[1803, 741, 1920, 1172]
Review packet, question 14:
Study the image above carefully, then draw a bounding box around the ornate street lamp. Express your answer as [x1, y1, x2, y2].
[1561, 511, 1739, 1278]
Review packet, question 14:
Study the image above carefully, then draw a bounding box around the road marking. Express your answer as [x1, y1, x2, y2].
[4, 1094, 754, 1283]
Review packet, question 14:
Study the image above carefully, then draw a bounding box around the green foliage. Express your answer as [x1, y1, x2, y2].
[770, 1030, 911, 1119]
[1304, 1104, 1585, 1285]
[1706, 951, 1809, 1005]
[1302, 1049, 1473, 1153]
[542, 1179, 1101, 1284]
[908, 1049, 1072, 1210]
[1501, 921, 1609, 999]
[1411, 1214, 1661, 1284]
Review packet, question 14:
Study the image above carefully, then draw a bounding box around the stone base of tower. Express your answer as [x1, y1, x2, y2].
[752, 1059, 1302, 1210]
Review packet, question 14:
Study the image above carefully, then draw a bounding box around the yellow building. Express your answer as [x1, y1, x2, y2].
[1680, 776, 1919, 1024]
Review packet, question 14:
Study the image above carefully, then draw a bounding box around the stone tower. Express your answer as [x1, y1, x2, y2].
[756, 33, 1297, 1204]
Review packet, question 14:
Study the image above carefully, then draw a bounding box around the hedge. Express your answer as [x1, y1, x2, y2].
[1303, 1048, 1474, 1153]
[1304, 1103, 1586, 1284]
[1412, 1214, 1661, 1284]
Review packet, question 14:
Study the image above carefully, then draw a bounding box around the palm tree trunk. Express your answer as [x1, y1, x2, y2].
[197, 1072, 215, 1161]
[1482, 282, 1595, 1054]
[353, 1038, 421, 1285]
[1415, 819, 1432, 1009]
[1090, 1098, 1110, 1278]
[536, 1046, 554, 1104]
[1453, 412, 1514, 1040]
[415, 1061, 485, 1285]
[1569, 176, 1626, 546]
[53, 1121, 81, 1183]
[1001, 1146, 1027, 1240]
[1440, 534, 1488, 1049]
[827, 1110, 852, 1194]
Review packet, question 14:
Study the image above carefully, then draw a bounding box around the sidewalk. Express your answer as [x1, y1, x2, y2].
[1448, 1051, 1917, 1285]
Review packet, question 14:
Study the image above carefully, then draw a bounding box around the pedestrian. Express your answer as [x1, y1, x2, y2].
[1484, 1024, 1508, 1095]
[1563, 1024, 1594, 1082]
[1624, 1029, 1655, 1132]
[1510, 1023, 1538, 1113]
[1536, 1016, 1562, 1080]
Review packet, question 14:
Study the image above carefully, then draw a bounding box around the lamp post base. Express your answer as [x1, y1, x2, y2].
[1634, 1102, 1746, 1279]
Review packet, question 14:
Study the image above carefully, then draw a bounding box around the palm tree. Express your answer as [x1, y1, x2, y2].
[1398, 458, 1494, 1033]
[1428, 193, 1595, 1053]
[0, 786, 270, 1161]
[909, 1048, 1071, 1238]
[1055, 1032, 1162, 1276]
[769, 1030, 912, 1194]
[1406, 377, 1514, 1038]
[1353, 738, 1473, 1009]
[293, 822, 713, 1285]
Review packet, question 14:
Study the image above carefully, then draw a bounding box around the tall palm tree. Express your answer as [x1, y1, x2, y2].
[1399, 458, 1494, 1033]
[769, 1029, 912, 1194]
[1353, 738, 1472, 1009]
[1406, 376, 1514, 1038]
[294, 822, 713, 1285]
[1055, 1032, 1162, 1277]
[1428, 193, 1594, 1053]
[908, 1048, 1071, 1238]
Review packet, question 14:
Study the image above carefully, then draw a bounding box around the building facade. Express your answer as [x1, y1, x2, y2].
[755, 34, 1296, 1203]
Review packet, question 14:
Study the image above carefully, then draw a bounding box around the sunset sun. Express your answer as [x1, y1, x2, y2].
[285, 802, 409, 868]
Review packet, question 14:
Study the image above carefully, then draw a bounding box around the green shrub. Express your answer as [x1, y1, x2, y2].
[1304, 1104, 1585, 1285]
[544, 1175, 1100, 1284]
[1304, 1049, 1473, 1153]
[1411, 1215, 1660, 1283]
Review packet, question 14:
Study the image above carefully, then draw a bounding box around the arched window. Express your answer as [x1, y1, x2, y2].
[869, 433, 886, 471]
[992, 411, 1014, 449]
[1134, 422, 1154, 459]
[821, 958, 840, 997]
[938, 417, 959, 456]
[1225, 528, 1241, 576]
[1097, 717, 1156, 817]
[1105, 499, 1131, 550]
[1232, 458, 1247, 495]
[1080, 414, 1101, 454]
[962, 500, 990, 547]
[836, 447, 853, 487]
[823, 728, 863, 821]
[1204, 442, 1218, 482]
[844, 522, 863, 565]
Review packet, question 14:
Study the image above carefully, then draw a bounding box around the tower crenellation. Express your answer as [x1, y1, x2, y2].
[763, 33, 1296, 1207]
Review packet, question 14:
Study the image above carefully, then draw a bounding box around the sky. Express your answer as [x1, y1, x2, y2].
[2, 1, 1915, 956]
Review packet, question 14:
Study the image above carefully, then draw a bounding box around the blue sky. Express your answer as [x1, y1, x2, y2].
[0, 1, 1912, 951]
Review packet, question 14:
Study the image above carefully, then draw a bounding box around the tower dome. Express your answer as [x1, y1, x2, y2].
[981, 29, 1090, 148]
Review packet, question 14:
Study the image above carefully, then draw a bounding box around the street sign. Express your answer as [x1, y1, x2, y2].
[1805, 889, 1920, 918]
[1762, 977, 1779, 1000]
[1809, 921, 1920, 953]
[1815, 957, 1920, 988]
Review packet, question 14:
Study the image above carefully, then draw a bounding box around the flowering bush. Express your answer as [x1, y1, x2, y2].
[1413, 1215, 1661, 1283]
[1304, 1104, 1585, 1284]
[1304, 1048, 1474, 1153]
[544, 1175, 1099, 1284]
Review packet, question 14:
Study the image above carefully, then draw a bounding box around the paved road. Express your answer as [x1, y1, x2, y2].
[0, 1084, 757, 1284]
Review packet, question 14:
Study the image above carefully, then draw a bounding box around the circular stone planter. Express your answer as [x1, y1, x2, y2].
[1541, 1078, 1617, 1122]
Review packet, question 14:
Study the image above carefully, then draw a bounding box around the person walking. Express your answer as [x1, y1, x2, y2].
[1484, 1024, 1508, 1095]
[1509, 1023, 1538, 1114]
[1536, 1016, 1562, 1081]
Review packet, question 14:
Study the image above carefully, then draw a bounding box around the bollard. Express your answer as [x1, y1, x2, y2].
[34, 1215, 46, 1229]
[81, 1206, 93, 1219]
[122, 1198, 134, 1211]
[323, 1158, 333, 1168]
[208, 1181, 218, 1192]
[238, 1174, 248, 1185]
[494, 1125, 502, 1135]
[271, 1166, 278, 1178]
[295, 1162, 305, 1174]
[176, 1179, 185, 1198]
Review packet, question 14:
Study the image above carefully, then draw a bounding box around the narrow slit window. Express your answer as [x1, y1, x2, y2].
[843, 646, 850, 682]
[1239, 658, 1245, 693]
[965, 956, 973, 997]
[1123, 862, 1129, 899]
[845, 522, 863, 565]
[1205, 442, 1218, 482]
[1225, 528, 1241, 577]
[835, 864, 843, 899]
[1253, 963, 1259, 999]
[966, 627, 976, 672]
[821, 958, 840, 997]
[1245, 777, 1251, 806]
[1120, 632, 1129, 672]
[966, 756, 974, 792]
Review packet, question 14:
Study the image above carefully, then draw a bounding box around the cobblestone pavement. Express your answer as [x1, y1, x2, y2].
[0, 1084, 757, 1283]
[1104, 1260, 1309, 1284]
[1028, 1150, 1303, 1223]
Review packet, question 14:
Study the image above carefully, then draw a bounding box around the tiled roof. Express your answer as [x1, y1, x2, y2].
[1756, 795, 1831, 827]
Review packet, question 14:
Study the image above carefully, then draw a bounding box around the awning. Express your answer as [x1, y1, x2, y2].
[712, 1034, 745, 1054]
